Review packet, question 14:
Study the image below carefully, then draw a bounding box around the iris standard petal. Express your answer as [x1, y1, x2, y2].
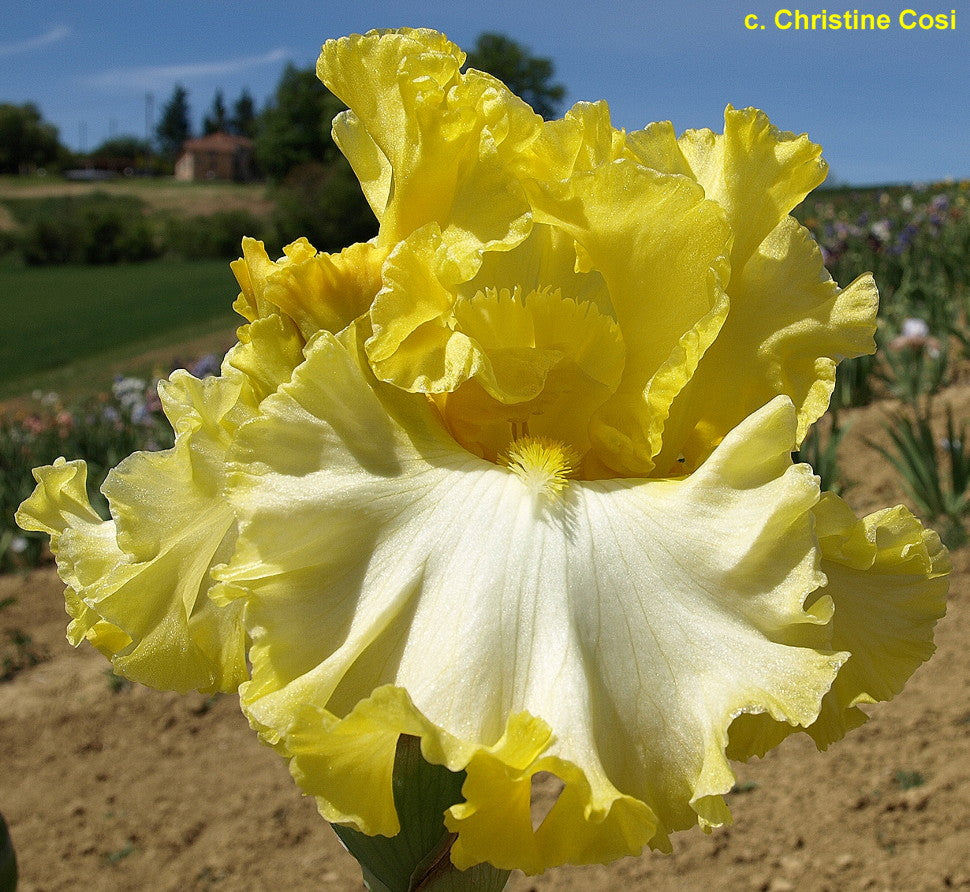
[525, 159, 731, 475]
[677, 106, 828, 268]
[318, 28, 537, 264]
[654, 216, 879, 470]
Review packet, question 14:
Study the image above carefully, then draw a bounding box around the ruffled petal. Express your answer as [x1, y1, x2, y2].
[655, 217, 878, 470]
[677, 106, 827, 268]
[367, 223, 625, 461]
[365, 224, 483, 394]
[525, 158, 731, 474]
[217, 330, 845, 872]
[231, 237, 384, 338]
[230, 237, 314, 324]
[16, 316, 307, 693]
[528, 100, 628, 181]
[318, 28, 538, 266]
[805, 493, 949, 747]
[15, 459, 131, 656]
[625, 120, 693, 178]
[726, 492, 949, 758]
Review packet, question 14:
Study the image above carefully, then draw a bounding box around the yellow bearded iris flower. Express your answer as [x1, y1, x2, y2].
[17, 27, 947, 877]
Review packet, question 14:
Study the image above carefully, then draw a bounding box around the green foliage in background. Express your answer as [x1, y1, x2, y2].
[0, 192, 268, 265]
[156, 84, 192, 159]
[270, 157, 377, 253]
[0, 102, 66, 174]
[465, 33, 566, 119]
[872, 404, 970, 549]
[254, 64, 347, 182]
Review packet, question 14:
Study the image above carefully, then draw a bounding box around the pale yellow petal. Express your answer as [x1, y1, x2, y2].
[217, 327, 843, 870]
[805, 493, 949, 747]
[15, 364, 274, 693]
[15, 458, 131, 655]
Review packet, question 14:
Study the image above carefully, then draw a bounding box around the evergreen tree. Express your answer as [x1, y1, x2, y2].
[465, 33, 566, 120]
[156, 85, 191, 156]
[230, 88, 257, 138]
[203, 90, 228, 135]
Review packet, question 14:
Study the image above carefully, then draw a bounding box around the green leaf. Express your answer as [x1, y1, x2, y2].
[331, 735, 510, 892]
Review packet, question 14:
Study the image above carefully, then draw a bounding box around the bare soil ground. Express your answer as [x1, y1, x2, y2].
[2, 386, 969, 891]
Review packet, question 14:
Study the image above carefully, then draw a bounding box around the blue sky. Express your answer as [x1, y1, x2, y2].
[3, 0, 966, 185]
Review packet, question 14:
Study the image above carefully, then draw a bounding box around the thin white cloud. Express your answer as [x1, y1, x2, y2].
[83, 48, 292, 90]
[0, 25, 70, 57]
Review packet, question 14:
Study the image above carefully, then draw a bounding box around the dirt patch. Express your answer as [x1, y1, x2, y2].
[0, 179, 274, 221]
[2, 393, 968, 891]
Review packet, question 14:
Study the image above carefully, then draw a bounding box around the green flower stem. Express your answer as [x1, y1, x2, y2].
[331, 735, 510, 892]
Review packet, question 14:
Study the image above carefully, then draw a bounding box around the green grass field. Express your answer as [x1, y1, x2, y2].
[0, 259, 241, 398]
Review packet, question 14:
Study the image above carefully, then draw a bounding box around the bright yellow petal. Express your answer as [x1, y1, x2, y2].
[589, 289, 728, 477]
[524, 158, 731, 474]
[655, 216, 878, 470]
[678, 106, 827, 268]
[528, 100, 628, 181]
[528, 159, 729, 382]
[216, 327, 846, 871]
[625, 120, 693, 177]
[231, 237, 384, 338]
[365, 224, 483, 394]
[445, 285, 624, 461]
[367, 226, 624, 420]
[229, 312, 306, 405]
[260, 240, 385, 338]
[331, 108, 393, 223]
[367, 222, 626, 461]
[318, 29, 538, 268]
[230, 236, 315, 324]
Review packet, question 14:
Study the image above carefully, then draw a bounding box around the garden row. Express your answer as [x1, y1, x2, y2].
[796, 181, 970, 546]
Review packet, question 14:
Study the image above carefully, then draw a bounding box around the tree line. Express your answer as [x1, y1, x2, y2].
[1, 33, 565, 181]
[1, 34, 565, 256]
